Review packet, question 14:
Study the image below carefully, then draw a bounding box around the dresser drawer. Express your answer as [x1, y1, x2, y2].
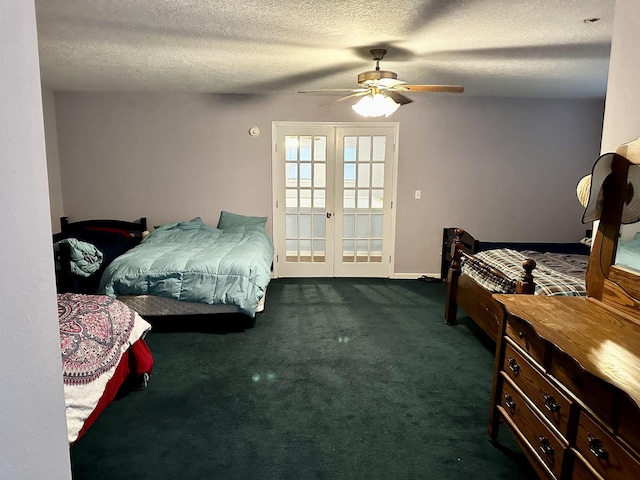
[505, 314, 546, 366]
[617, 393, 640, 456]
[499, 380, 568, 479]
[548, 348, 615, 425]
[575, 411, 640, 480]
[571, 453, 603, 480]
[502, 341, 574, 438]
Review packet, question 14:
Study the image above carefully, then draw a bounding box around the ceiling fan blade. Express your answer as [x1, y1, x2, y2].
[318, 90, 370, 107]
[395, 84, 464, 93]
[386, 91, 413, 105]
[335, 91, 370, 102]
[378, 78, 407, 88]
[298, 88, 367, 94]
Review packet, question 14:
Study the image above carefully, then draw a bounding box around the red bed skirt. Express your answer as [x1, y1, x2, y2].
[72, 338, 153, 444]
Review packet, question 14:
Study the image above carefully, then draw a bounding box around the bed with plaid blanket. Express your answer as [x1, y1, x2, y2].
[461, 248, 587, 296]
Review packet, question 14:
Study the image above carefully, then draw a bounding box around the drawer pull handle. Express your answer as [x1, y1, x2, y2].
[587, 434, 609, 459]
[538, 436, 554, 456]
[544, 394, 560, 412]
[507, 357, 520, 375]
[504, 393, 516, 411]
[518, 331, 525, 339]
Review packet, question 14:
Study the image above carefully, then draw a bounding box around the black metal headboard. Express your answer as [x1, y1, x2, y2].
[59, 216, 147, 238]
[53, 217, 147, 294]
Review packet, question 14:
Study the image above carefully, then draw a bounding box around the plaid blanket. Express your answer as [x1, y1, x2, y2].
[461, 248, 586, 296]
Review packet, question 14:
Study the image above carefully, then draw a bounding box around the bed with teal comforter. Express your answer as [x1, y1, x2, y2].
[98, 218, 274, 317]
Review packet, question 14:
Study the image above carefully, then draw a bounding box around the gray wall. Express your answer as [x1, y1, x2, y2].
[601, 0, 640, 152]
[43, 89, 65, 233]
[600, 0, 640, 242]
[1, 2, 71, 479]
[51, 92, 604, 276]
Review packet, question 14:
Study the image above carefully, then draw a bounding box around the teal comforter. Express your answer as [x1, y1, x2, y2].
[98, 219, 274, 317]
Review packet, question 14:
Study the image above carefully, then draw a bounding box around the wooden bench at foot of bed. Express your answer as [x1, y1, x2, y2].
[444, 228, 536, 342]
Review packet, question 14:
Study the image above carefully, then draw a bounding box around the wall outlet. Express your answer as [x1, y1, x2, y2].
[414, 190, 421, 200]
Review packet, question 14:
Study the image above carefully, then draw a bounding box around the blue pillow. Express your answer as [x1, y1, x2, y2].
[217, 211, 267, 229]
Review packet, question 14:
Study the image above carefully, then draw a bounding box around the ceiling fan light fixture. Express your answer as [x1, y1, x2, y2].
[298, 47, 463, 111]
[352, 93, 400, 118]
[357, 69, 398, 85]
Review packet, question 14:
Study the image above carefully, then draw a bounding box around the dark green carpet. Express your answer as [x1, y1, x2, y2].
[70, 278, 536, 479]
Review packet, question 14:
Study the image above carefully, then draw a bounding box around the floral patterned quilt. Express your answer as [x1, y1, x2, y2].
[58, 293, 151, 443]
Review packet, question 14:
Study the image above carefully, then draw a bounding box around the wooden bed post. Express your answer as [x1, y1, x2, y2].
[515, 259, 536, 294]
[445, 228, 464, 325]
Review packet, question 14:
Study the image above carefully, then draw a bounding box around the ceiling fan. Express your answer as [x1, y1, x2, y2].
[298, 48, 464, 116]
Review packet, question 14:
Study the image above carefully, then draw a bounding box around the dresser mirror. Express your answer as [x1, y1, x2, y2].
[614, 223, 640, 273]
[585, 137, 640, 315]
[613, 162, 640, 275]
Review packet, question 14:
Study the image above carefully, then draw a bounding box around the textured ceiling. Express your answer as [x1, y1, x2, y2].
[35, 0, 615, 98]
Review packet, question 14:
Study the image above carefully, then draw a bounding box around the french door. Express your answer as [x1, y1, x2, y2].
[272, 122, 398, 278]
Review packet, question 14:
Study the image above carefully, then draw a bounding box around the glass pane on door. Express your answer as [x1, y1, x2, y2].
[284, 135, 327, 263]
[342, 135, 385, 263]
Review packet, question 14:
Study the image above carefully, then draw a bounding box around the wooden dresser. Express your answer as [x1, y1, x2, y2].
[488, 138, 640, 480]
[491, 296, 640, 479]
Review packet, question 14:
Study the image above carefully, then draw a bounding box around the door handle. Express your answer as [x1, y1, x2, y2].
[326, 212, 332, 218]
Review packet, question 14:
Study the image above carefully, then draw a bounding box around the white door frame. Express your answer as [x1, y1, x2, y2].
[271, 121, 399, 278]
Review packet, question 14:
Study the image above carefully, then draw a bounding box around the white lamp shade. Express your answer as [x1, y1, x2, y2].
[352, 93, 400, 117]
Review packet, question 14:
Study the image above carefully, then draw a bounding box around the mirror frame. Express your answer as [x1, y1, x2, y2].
[587, 138, 640, 318]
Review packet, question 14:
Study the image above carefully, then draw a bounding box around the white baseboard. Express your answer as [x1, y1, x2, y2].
[391, 272, 442, 280]
[270, 272, 443, 280]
